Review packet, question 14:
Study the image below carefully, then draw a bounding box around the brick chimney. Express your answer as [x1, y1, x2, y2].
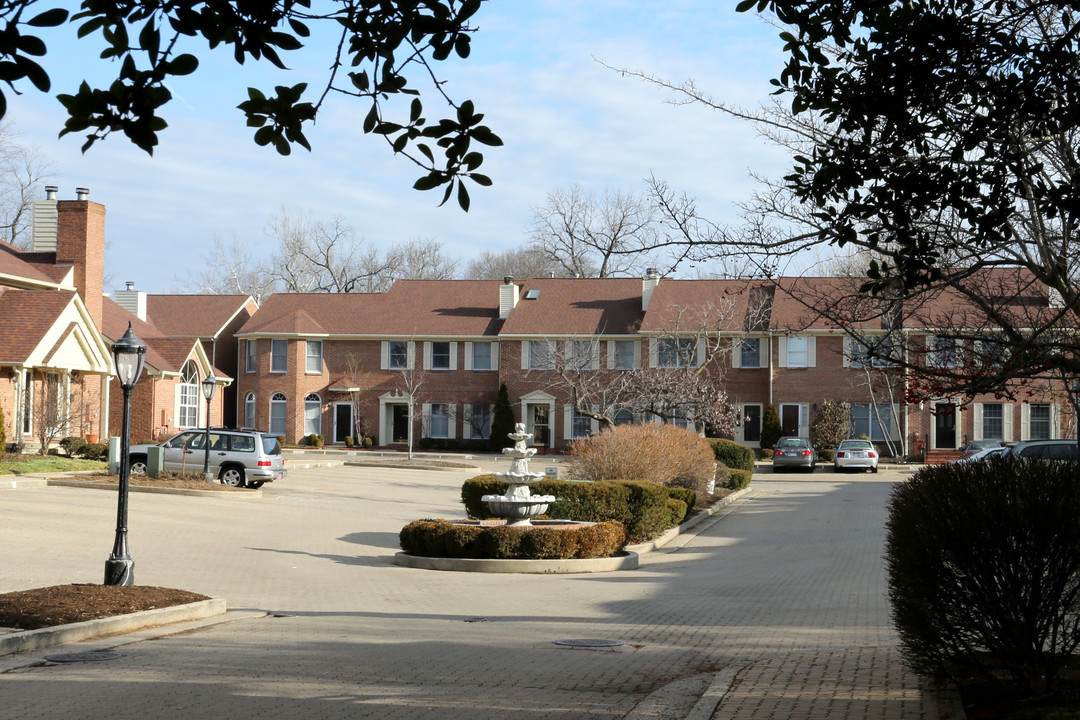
[55, 188, 106, 330]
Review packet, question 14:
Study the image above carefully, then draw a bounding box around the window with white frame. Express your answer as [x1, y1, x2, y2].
[179, 361, 199, 428]
[304, 393, 321, 435]
[849, 402, 899, 442]
[428, 403, 450, 438]
[657, 338, 696, 368]
[613, 340, 635, 370]
[467, 403, 492, 439]
[244, 393, 256, 428]
[740, 338, 761, 368]
[271, 339, 287, 373]
[1029, 404, 1052, 440]
[927, 335, 962, 368]
[306, 340, 323, 374]
[388, 340, 409, 369]
[568, 340, 595, 370]
[528, 340, 554, 370]
[849, 337, 895, 368]
[786, 336, 808, 368]
[246, 339, 256, 373]
[430, 341, 451, 370]
[981, 403, 1004, 440]
[270, 393, 287, 435]
[613, 408, 635, 425]
[571, 407, 593, 438]
[667, 407, 692, 429]
[471, 341, 492, 371]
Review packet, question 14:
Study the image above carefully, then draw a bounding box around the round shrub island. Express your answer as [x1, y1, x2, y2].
[399, 518, 626, 560]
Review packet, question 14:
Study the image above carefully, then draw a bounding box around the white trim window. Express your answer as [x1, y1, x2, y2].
[567, 340, 596, 371]
[304, 393, 322, 435]
[270, 393, 287, 436]
[973, 402, 1012, 441]
[306, 340, 323, 374]
[1029, 404, 1052, 440]
[786, 336, 809, 368]
[739, 338, 761, 368]
[526, 340, 555, 370]
[469, 341, 493, 371]
[427, 403, 451, 438]
[429, 341, 452, 370]
[178, 361, 199, 428]
[244, 392, 256, 428]
[849, 402, 899, 442]
[387, 340, 409, 370]
[612, 340, 636, 370]
[927, 335, 962, 368]
[245, 339, 256, 373]
[271, 339, 288, 373]
[848, 337, 896, 368]
[465, 403, 492, 440]
[656, 338, 697, 368]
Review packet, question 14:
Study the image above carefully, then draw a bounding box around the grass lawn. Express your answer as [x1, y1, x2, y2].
[0, 455, 107, 475]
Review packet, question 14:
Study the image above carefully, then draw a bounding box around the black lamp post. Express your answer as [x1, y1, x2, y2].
[201, 374, 216, 483]
[1071, 381, 1080, 454]
[105, 322, 146, 586]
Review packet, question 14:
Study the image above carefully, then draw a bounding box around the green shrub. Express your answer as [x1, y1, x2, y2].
[818, 448, 835, 462]
[708, 438, 755, 471]
[760, 405, 782, 451]
[307, 433, 325, 447]
[886, 458, 1080, 696]
[667, 486, 696, 511]
[461, 476, 680, 543]
[276, 435, 286, 447]
[569, 423, 715, 496]
[727, 468, 752, 490]
[81, 442, 108, 461]
[59, 436, 87, 457]
[363, 436, 373, 448]
[490, 382, 515, 451]
[344, 436, 354, 448]
[399, 518, 626, 559]
[666, 497, 688, 527]
[810, 400, 851, 451]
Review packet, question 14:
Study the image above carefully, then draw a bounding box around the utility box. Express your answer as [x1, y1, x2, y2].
[146, 446, 164, 478]
[108, 436, 120, 474]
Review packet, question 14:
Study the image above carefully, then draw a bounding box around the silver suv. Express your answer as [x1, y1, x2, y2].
[129, 428, 287, 488]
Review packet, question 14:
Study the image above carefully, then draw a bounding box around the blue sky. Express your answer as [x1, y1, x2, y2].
[7, 2, 788, 294]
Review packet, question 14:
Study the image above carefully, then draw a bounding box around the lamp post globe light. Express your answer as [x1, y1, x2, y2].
[105, 322, 146, 586]
[201, 374, 216, 484]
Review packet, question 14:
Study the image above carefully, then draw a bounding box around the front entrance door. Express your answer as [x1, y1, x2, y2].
[743, 405, 762, 444]
[935, 404, 957, 449]
[780, 404, 801, 436]
[392, 405, 410, 443]
[529, 405, 550, 447]
[334, 403, 353, 443]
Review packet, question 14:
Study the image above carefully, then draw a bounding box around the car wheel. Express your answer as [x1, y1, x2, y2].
[871, 466, 879, 474]
[247, 481, 265, 489]
[129, 456, 147, 475]
[219, 466, 245, 487]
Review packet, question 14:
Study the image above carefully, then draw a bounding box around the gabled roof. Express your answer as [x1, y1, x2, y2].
[146, 294, 255, 339]
[0, 240, 64, 289]
[102, 297, 231, 378]
[0, 287, 111, 372]
[239, 280, 504, 337]
[639, 279, 773, 334]
[500, 278, 643, 336]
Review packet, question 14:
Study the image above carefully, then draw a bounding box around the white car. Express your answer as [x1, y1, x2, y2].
[833, 439, 879, 473]
[949, 446, 1005, 464]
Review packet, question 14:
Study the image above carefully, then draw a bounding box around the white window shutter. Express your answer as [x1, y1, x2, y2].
[695, 339, 705, 367]
[406, 342, 416, 369]
[973, 404, 983, 441]
[380, 341, 389, 370]
[606, 341, 615, 370]
[778, 336, 788, 368]
[1020, 404, 1030, 441]
[563, 405, 573, 440]
[491, 342, 499, 371]
[592, 342, 601, 369]
[450, 342, 458, 371]
[1052, 403, 1061, 438]
[421, 404, 431, 436]
[1003, 404, 1013, 442]
[842, 336, 851, 367]
[731, 339, 741, 368]
[763, 337, 771, 367]
[423, 341, 432, 370]
[174, 383, 182, 427]
[800, 404, 809, 435]
[521, 340, 530, 370]
[462, 405, 473, 440]
[633, 340, 641, 369]
[649, 339, 658, 368]
[464, 342, 473, 371]
[807, 336, 817, 367]
[448, 403, 457, 439]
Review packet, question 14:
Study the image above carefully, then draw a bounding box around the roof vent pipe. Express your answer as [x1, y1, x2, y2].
[503, 276, 513, 284]
[45, 185, 58, 200]
[126, 281, 135, 291]
[75, 187, 89, 200]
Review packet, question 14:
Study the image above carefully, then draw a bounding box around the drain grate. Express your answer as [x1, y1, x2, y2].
[553, 638, 623, 648]
[44, 651, 125, 663]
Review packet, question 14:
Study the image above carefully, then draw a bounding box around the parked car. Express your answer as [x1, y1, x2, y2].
[1000, 439, 1080, 461]
[772, 437, 817, 472]
[833, 439, 879, 473]
[960, 439, 1004, 458]
[128, 428, 287, 488]
[949, 446, 1005, 464]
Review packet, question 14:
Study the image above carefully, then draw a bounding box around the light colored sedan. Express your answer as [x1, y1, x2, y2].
[772, 437, 817, 472]
[834, 439, 879, 473]
[949, 446, 1005, 464]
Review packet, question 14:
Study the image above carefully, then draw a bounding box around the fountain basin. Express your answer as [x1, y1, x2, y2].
[480, 494, 556, 526]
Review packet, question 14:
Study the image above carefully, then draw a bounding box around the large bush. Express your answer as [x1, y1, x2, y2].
[399, 519, 626, 559]
[708, 438, 755, 472]
[490, 382, 515, 451]
[810, 400, 851, 450]
[568, 423, 715, 496]
[461, 476, 687, 544]
[760, 405, 782, 451]
[886, 458, 1080, 696]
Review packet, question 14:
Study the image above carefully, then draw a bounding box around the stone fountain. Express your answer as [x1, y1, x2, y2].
[482, 423, 556, 526]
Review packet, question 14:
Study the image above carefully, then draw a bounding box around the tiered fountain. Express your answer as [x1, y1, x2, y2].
[481, 423, 556, 526]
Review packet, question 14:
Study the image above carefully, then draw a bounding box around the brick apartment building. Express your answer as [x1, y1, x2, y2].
[235, 273, 1071, 459]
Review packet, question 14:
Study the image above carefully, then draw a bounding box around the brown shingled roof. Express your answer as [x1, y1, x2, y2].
[146, 294, 253, 338]
[0, 288, 75, 363]
[499, 278, 643, 336]
[639, 279, 770, 334]
[0, 241, 62, 287]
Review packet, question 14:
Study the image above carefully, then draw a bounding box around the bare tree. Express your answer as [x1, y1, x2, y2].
[0, 122, 54, 249]
[183, 234, 277, 304]
[464, 246, 564, 279]
[529, 184, 666, 278]
[31, 372, 70, 454]
[395, 237, 461, 281]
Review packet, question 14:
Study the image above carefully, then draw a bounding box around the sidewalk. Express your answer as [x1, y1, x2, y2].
[0, 464, 956, 719]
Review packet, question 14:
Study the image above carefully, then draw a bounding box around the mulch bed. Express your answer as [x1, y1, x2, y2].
[0, 584, 210, 630]
[75, 472, 253, 491]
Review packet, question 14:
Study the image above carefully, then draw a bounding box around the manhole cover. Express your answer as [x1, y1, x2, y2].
[553, 638, 623, 648]
[44, 651, 125, 663]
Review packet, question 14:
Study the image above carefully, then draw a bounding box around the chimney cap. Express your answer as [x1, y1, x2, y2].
[75, 187, 89, 200]
[44, 185, 58, 200]
[646, 267, 659, 278]
[503, 276, 513, 284]
[125, 281, 135, 291]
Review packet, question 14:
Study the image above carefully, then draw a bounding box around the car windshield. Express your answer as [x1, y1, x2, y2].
[776, 438, 807, 448]
[839, 441, 873, 450]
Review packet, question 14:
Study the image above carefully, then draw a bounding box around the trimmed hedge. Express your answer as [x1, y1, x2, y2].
[399, 519, 626, 559]
[727, 468, 752, 490]
[461, 476, 687, 544]
[708, 438, 755, 471]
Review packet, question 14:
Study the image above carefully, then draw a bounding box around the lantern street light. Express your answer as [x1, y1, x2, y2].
[201, 374, 217, 484]
[104, 322, 146, 586]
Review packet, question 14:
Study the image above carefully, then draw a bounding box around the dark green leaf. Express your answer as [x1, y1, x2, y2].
[28, 8, 69, 27]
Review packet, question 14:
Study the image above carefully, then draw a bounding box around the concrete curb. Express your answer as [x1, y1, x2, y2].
[46, 479, 263, 499]
[344, 461, 480, 473]
[393, 551, 639, 573]
[0, 476, 49, 490]
[0, 598, 227, 656]
[625, 486, 753, 555]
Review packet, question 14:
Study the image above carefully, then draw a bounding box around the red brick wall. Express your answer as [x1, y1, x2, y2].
[56, 200, 106, 330]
